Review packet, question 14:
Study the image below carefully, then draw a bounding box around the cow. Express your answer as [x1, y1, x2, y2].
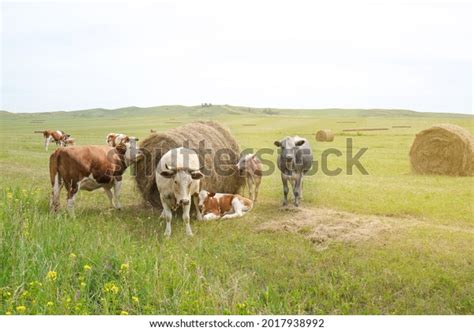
[274, 136, 313, 207]
[49, 137, 141, 216]
[236, 153, 262, 202]
[35, 130, 72, 150]
[198, 190, 253, 221]
[155, 147, 204, 237]
[106, 133, 130, 147]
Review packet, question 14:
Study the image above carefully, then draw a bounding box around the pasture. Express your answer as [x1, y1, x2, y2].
[0, 106, 473, 314]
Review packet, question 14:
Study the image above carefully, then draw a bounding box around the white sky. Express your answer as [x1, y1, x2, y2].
[0, 0, 472, 113]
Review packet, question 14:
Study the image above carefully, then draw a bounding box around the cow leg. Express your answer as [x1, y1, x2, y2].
[254, 177, 261, 203]
[300, 177, 304, 201]
[44, 137, 52, 151]
[203, 213, 220, 221]
[112, 180, 122, 210]
[293, 175, 302, 207]
[162, 202, 173, 237]
[281, 174, 289, 206]
[104, 187, 114, 208]
[66, 181, 80, 217]
[248, 176, 255, 201]
[192, 194, 203, 221]
[222, 199, 244, 219]
[50, 173, 63, 213]
[182, 203, 193, 236]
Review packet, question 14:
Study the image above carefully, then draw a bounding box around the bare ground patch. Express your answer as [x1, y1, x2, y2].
[255, 206, 473, 250]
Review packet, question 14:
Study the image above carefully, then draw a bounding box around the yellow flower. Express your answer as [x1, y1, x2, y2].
[16, 306, 26, 313]
[132, 296, 139, 304]
[66, 297, 71, 303]
[69, 253, 77, 259]
[47, 301, 54, 307]
[5, 311, 12, 315]
[120, 311, 128, 315]
[119, 263, 129, 273]
[4, 291, 12, 298]
[29, 281, 43, 288]
[103, 282, 120, 295]
[7, 192, 13, 199]
[46, 271, 57, 281]
[80, 282, 87, 288]
[83, 264, 92, 272]
[21, 290, 29, 298]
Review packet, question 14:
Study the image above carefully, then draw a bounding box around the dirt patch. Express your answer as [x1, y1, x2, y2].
[256, 207, 394, 250]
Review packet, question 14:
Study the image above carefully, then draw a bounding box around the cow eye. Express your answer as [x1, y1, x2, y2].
[174, 180, 178, 184]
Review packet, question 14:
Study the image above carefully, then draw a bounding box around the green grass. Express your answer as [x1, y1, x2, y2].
[0, 105, 473, 314]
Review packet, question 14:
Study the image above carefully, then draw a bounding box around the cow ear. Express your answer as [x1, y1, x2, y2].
[191, 170, 204, 180]
[274, 141, 281, 147]
[295, 140, 305, 146]
[160, 170, 175, 178]
[208, 192, 216, 197]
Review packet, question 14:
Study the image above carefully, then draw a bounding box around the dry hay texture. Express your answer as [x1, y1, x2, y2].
[256, 207, 392, 250]
[315, 129, 335, 142]
[409, 124, 474, 176]
[135, 121, 244, 208]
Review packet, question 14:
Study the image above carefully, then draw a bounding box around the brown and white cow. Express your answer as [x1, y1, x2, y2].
[106, 133, 130, 147]
[49, 138, 142, 216]
[197, 189, 253, 221]
[35, 130, 73, 150]
[236, 153, 262, 202]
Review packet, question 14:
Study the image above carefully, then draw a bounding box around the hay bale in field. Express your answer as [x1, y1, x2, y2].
[409, 124, 474, 176]
[315, 129, 335, 142]
[135, 121, 244, 208]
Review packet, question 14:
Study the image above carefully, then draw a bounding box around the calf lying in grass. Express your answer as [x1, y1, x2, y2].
[198, 189, 253, 220]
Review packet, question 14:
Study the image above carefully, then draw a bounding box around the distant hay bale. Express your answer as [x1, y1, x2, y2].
[315, 129, 335, 142]
[409, 124, 474, 176]
[135, 121, 244, 208]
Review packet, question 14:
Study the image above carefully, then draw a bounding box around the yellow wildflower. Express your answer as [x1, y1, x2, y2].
[29, 281, 43, 288]
[5, 311, 12, 315]
[47, 301, 54, 307]
[46, 271, 57, 281]
[69, 253, 77, 259]
[7, 192, 13, 200]
[132, 296, 139, 304]
[103, 282, 120, 295]
[21, 290, 29, 298]
[83, 264, 92, 272]
[80, 282, 87, 288]
[120, 311, 128, 315]
[16, 306, 26, 313]
[120, 263, 129, 273]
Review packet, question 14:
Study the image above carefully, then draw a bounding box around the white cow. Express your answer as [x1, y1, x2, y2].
[156, 147, 204, 237]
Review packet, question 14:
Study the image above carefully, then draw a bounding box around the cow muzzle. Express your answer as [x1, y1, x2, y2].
[179, 199, 190, 206]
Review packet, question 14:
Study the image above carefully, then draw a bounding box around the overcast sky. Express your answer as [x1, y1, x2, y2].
[1, 0, 472, 113]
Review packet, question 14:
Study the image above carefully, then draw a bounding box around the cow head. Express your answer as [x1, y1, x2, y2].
[116, 137, 143, 165]
[236, 153, 256, 176]
[197, 190, 216, 213]
[106, 133, 116, 146]
[160, 164, 204, 206]
[274, 137, 306, 170]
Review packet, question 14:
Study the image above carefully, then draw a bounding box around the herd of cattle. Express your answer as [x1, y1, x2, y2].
[39, 127, 313, 236]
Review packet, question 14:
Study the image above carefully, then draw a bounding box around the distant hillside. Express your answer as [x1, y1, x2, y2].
[1, 105, 472, 118]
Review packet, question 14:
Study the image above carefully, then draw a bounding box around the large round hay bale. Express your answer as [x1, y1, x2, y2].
[409, 124, 474, 176]
[315, 129, 335, 142]
[134, 121, 244, 208]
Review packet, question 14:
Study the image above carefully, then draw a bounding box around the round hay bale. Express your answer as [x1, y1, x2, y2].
[315, 129, 335, 142]
[409, 124, 474, 176]
[134, 121, 244, 208]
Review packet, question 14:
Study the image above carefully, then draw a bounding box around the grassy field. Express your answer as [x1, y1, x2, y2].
[0, 105, 473, 314]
